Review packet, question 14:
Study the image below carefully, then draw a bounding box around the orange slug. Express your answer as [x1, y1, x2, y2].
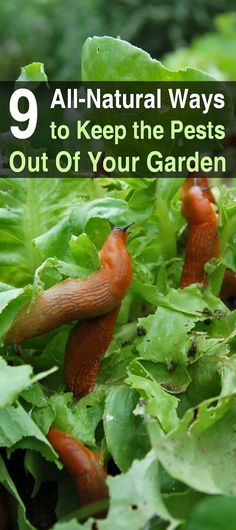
[181, 175, 216, 205]
[180, 180, 219, 288]
[64, 306, 120, 398]
[47, 427, 109, 515]
[5, 227, 133, 344]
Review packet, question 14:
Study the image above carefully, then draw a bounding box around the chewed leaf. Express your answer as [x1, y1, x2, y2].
[98, 450, 179, 530]
[71, 198, 130, 231]
[17, 62, 48, 82]
[126, 361, 179, 433]
[136, 307, 196, 365]
[48, 388, 106, 448]
[82, 37, 214, 82]
[148, 397, 236, 495]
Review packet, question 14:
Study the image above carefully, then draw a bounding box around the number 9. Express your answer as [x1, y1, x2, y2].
[10, 88, 38, 139]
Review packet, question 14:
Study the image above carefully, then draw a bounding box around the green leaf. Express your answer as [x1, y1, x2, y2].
[148, 398, 236, 495]
[0, 455, 36, 530]
[220, 355, 236, 397]
[132, 282, 226, 317]
[32, 402, 56, 436]
[0, 285, 32, 342]
[82, 37, 214, 82]
[164, 489, 204, 521]
[32, 257, 95, 292]
[186, 351, 222, 406]
[128, 181, 156, 220]
[0, 357, 57, 408]
[186, 496, 236, 530]
[98, 343, 136, 387]
[69, 233, 100, 271]
[0, 402, 59, 463]
[21, 382, 49, 407]
[0, 178, 90, 286]
[138, 359, 191, 394]
[136, 307, 196, 365]
[34, 218, 72, 262]
[0, 285, 25, 312]
[103, 385, 150, 471]
[24, 449, 59, 498]
[49, 388, 106, 447]
[56, 470, 79, 520]
[154, 206, 176, 260]
[126, 362, 179, 433]
[17, 62, 48, 82]
[71, 198, 132, 231]
[98, 451, 179, 530]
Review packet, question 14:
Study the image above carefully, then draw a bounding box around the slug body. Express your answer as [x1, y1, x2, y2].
[182, 175, 216, 205]
[65, 306, 120, 398]
[181, 183, 219, 288]
[5, 228, 133, 344]
[47, 427, 109, 512]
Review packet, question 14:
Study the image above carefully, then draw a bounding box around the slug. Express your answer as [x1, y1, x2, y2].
[47, 427, 109, 515]
[5, 226, 133, 344]
[181, 175, 216, 205]
[180, 181, 219, 288]
[64, 306, 120, 398]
